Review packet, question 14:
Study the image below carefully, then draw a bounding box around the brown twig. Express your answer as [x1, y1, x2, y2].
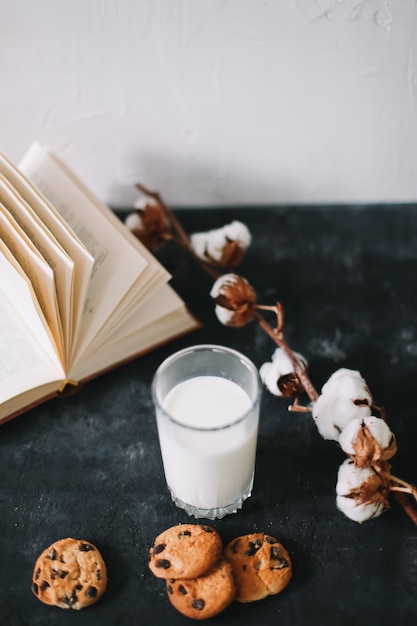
[371, 403, 387, 421]
[394, 493, 417, 526]
[289, 397, 313, 413]
[254, 310, 319, 403]
[373, 465, 417, 526]
[135, 182, 220, 279]
[131, 187, 417, 526]
[134, 182, 318, 404]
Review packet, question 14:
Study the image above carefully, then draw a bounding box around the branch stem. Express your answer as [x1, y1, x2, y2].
[254, 311, 319, 403]
[394, 492, 417, 526]
[372, 465, 417, 525]
[132, 184, 417, 527]
[135, 182, 220, 279]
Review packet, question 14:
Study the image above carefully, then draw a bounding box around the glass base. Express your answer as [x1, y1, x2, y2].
[168, 483, 253, 520]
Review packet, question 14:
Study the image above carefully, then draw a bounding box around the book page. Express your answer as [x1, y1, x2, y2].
[44, 147, 175, 365]
[19, 143, 167, 360]
[0, 174, 74, 362]
[0, 152, 94, 363]
[71, 261, 171, 362]
[0, 204, 64, 363]
[72, 284, 200, 381]
[0, 243, 65, 420]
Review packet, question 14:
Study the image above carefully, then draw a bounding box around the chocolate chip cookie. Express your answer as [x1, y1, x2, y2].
[224, 533, 292, 602]
[166, 558, 236, 620]
[149, 524, 222, 579]
[31, 538, 107, 609]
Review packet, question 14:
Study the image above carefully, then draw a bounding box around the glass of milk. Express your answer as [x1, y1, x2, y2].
[152, 344, 262, 520]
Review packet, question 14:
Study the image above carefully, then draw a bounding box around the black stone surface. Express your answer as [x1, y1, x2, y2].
[1, 205, 417, 625]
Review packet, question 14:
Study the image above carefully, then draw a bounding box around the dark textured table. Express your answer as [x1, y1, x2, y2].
[2, 205, 417, 625]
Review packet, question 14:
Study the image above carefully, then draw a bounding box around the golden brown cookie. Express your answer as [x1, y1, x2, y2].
[166, 558, 236, 620]
[149, 524, 222, 579]
[224, 533, 292, 602]
[31, 538, 107, 610]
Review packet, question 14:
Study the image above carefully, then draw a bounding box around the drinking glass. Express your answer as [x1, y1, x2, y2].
[152, 344, 262, 520]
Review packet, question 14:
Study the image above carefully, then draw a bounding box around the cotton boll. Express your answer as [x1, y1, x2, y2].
[125, 211, 144, 231]
[210, 274, 257, 327]
[205, 229, 230, 261]
[189, 232, 208, 259]
[214, 305, 236, 326]
[312, 395, 372, 441]
[270, 347, 307, 374]
[336, 459, 375, 494]
[260, 348, 308, 397]
[336, 493, 386, 523]
[339, 416, 394, 455]
[259, 361, 282, 396]
[339, 416, 397, 466]
[125, 199, 169, 249]
[210, 273, 238, 298]
[321, 368, 372, 404]
[322, 367, 364, 388]
[335, 459, 389, 522]
[223, 221, 251, 249]
[190, 222, 251, 266]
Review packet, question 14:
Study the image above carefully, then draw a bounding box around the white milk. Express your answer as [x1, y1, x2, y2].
[157, 375, 258, 512]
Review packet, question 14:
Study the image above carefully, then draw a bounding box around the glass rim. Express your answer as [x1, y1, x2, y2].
[151, 344, 262, 432]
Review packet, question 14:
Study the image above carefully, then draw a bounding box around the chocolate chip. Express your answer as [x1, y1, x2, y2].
[40, 580, 50, 591]
[96, 568, 102, 580]
[46, 548, 57, 560]
[192, 598, 205, 611]
[178, 530, 191, 537]
[62, 590, 77, 606]
[178, 585, 188, 595]
[245, 539, 262, 556]
[156, 559, 171, 569]
[51, 568, 68, 580]
[75, 584, 83, 591]
[270, 546, 289, 569]
[270, 546, 282, 560]
[34, 568, 41, 580]
[202, 526, 213, 533]
[153, 543, 166, 554]
[31, 582, 38, 595]
[265, 535, 278, 544]
[79, 543, 94, 552]
[85, 586, 97, 598]
[167, 584, 173, 595]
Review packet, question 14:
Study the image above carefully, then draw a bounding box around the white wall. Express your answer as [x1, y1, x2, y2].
[1, 0, 417, 207]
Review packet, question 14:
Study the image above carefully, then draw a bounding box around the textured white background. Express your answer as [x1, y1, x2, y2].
[1, 0, 417, 207]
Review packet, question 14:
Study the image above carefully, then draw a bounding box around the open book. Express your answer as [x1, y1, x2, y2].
[0, 143, 200, 424]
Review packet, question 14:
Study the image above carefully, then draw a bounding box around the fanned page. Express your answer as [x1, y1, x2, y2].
[0, 202, 64, 363]
[19, 144, 156, 361]
[73, 284, 199, 381]
[19, 143, 199, 379]
[0, 153, 94, 366]
[0, 242, 65, 422]
[0, 174, 74, 364]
